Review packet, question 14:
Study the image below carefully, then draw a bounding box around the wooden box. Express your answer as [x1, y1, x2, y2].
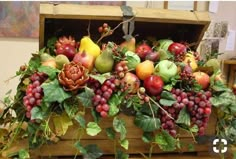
[36, 3, 214, 158]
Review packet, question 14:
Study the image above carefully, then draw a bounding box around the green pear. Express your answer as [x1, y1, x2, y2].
[40, 53, 54, 62]
[55, 54, 70, 69]
[95, 50, 114, 73]
[204, 58, 220, 72]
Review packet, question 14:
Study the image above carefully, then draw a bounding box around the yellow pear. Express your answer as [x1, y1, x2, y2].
[120, 37, 136, 52]
[184, 53, 198, 71]
[79, 36, 101, 59]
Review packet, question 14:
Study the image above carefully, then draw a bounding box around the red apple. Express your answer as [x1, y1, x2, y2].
[73, 51, 95, 71]
[193, 72, 210, 90]
[144, 75, 164, 96]
[168, 42, 187, 55]
[121, 72, 140, 94]
[135, 42, 152, 59]
[145, 51, 160, 62]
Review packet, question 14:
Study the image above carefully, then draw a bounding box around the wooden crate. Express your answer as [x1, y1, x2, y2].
[36, 3, 214, 158]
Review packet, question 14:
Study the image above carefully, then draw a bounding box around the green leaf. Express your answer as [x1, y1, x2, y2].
[84, 144, 103, 159]
[134, 114, 160, 132]
[190, 125, 199, 133]
[91, 109, 100, 123]
[86, 122, 101, 136]
[90, 73, 111, 84]
[75, 114, 86, 128]
[74, 141, 87, 154]
[116, 149, 129, 159]
[142, 132, 153, 143]
[113, 117, 127, 140]
[154, 130, 176, 151]
[77, 87, 95, 107]
[31, 107, 44, 120]
[176, 107, 190, 126]
[125, 51, 141, 70]
[52, 112, 73, 136]
[120, 139, 129, 150]
[41, 79, 71, 103]
[28, 54, 41, 72]
[38, 65, 59, 80]
[188, 143, 195, 151]
[106, 127, 116, 140]
[63, 98, 79, 118]
[160, 91, 176, 106]
[18, 149, 30, 159]
[108, 94, 122, 116]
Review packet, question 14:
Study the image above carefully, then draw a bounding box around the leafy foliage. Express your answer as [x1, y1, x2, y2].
[86, 122, 102, 136]
[134, 114, 160, 132]
[154, 130, 176, 151]
[160, 91, 176, 106]
[176, 107, 191, 126]
[77, 87, 95, 107]
[113, 117, 127, 141]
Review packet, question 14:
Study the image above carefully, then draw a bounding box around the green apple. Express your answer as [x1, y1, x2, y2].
[154, 60, 178, 83]
[204, 58, 220, 72]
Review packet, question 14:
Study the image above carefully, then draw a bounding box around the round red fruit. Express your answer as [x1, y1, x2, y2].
[100, 111, 108, 118]
[193, 72, 210, 90]
[168, 42, 187, 55]
[135, 42, 152, 59]
[204, 107, 211, 115]
[144, 75, 164, 96]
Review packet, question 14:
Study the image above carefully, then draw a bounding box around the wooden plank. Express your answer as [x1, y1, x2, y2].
[39, 15, 45, 49]
[40, 4, 210, 24]
[223, 60, 236, 65]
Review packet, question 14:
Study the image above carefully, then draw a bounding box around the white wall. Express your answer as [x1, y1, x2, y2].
[0, 38, 38, 103]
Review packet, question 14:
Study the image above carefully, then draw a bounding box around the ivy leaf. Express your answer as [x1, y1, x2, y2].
[106, 127, 116, 140]
[75, 114, 86, 128]
[28, 54, 41, 72]
[41, 79, 71, 103]
[190, 125, 199, 133]
[116, 149, 129, 159]
[18, 149, 30, 159]
[154, 130, 176, 151]
[83, 144, 103, 159]
[188, 143, 195, 151]
[91, 109, 100, 123]
[142, 132, 153, 143]
[31, 107, 44, 120]
[160, 91, 176, 106]
[134, 114, 160, 132]
[108, 94, 122, 116]
[77, 87, 95, 107]
[38, 65, 59, 80]
[113, 117, 127, 140]
[52, 112, 73, 136]
[120, 139, 129, 150]
[176, 107, 190, 126]
[89, 73, 111, 84]
[86, 122, 101, 136]
[74, 141, 87, 154]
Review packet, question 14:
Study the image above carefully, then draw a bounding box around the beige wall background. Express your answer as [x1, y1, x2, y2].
[1, 1, 236, 102]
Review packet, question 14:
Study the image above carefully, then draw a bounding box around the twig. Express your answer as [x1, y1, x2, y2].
[148, 101, 157, 128]
[148, 96, 174, 120]
[96, 16, 135, 44]
[87, 20, 91, 37]
[4, 75, 18, 84]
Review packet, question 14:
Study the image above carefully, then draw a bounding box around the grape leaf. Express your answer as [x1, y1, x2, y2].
[106, 127, 115, 140]
[38, 65, 59, 80]
[89, 73, 111, 84]
[176, 107, 190, 126]
[86, 122, 101, 136]
[190, 125, 199, 133]
[77, 87, 95, 107]
[63, 98, 79, 118]
[134, 114, 160, 132]
[18, 149, 30, 159]
[154, 130, 176, 151]
[83, 144, 103, 159]
[113, 117, 127, 140]
[75, 114, 86, 128]
[160, 91, 176, 106]
[142, 132, 153, 143]
[41, 79, 71, 103]
[108, 94, 122, 116]
[120, 139, 129, 150]
[116, 149, 129, 159]
[125, 51, 141, 70]
[52, 112, 73, 136]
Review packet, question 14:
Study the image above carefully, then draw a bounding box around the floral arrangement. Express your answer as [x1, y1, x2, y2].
[1, 21, 236, 159]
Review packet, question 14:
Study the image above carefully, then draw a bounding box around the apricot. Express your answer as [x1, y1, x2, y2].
[135, 60, 154, 80]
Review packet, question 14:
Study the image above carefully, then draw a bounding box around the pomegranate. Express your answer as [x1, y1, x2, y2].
[73, 51, 95, 72]
[121, 72, 140, 94]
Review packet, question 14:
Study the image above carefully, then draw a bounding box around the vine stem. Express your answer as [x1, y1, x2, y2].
[148, 95, 174, 120]
[148, 101, 157, 128]
[87, 20, 91, 37]
[96, 16, 135, 44]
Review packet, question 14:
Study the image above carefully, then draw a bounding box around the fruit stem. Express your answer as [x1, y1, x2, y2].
[96, 16, 135, 44]
[148, 101, 157, 128]
[148, 95, 174, 120]
[87, 20, 91, 37]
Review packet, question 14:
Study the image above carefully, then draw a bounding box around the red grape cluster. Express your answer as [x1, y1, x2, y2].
[98, 23, 112, 35]
[23, 72, 47, 118]
[180, 64, 194, 85]
[92, 77, 118, 118]
[186, 91, 212, 135]
[115, 61, 128, 78]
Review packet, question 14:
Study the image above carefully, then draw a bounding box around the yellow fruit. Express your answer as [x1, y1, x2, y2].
[42, 59, 57, 69]
[79, 36, 101, 59]
[136, 60, 154, 80]
[184, 54, 198, 71]
[120, 37, 136, 52]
